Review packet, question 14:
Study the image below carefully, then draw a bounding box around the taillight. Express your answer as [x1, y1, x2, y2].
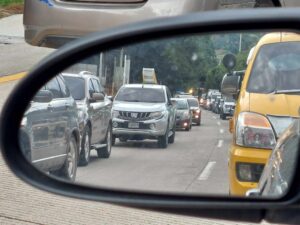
[236, 112, 276, 149]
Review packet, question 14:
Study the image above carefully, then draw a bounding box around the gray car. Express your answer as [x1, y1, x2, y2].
[23, 0, 219, 48]
[62, 71, 112, 166]
[172, 98, 192, 131]
[19, 75, 80, 181]
[219, 97, 235, 120]
[111, 84, 176, 148]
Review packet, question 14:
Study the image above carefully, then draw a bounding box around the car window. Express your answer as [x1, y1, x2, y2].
[57, 76, 70, 98]
[115, 87, 166, 103]
[175, 100, 189, 109]
[91, 79, 101, 93]
[64, 76, 86, 100]
[187, 98, 199, 107]
[45, 77, 62, 98]
[88, 79, 95, 96]
[247, 42, 300, 93]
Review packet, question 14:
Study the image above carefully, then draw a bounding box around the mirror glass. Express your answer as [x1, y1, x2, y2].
[18, 31, 300, 199]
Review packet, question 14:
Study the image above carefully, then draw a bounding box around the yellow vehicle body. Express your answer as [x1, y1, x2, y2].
[229, 32, 300, 196]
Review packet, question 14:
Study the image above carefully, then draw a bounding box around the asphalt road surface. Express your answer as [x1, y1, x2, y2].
[77, 110, 231, 196]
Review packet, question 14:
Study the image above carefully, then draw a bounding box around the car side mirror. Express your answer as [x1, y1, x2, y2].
[221, 74, 240, 99]
[32, 90, 53, 103]
[90, 93, 104, 103]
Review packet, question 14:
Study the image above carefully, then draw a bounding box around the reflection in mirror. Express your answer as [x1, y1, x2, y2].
[18, 31, 300, 199]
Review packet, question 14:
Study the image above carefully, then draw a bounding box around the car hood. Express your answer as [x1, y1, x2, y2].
[249, 93, 300, 137]
[113, 101, 166, 112]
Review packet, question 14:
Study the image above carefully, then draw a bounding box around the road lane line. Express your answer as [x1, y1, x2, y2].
[198, 161, 216, 180]
[0, 72, 26, 84]
[217, 140, 224, 148]
[217, 121, 221, 126]
[220, 129, 224, 134]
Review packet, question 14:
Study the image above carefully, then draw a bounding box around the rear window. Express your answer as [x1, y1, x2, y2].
[187, 98, 199, 107]
[175, 100, 189, 109]
[115, 87, 166, 103]
[247, 42, 300, 93]
[64, 76, 85, 100]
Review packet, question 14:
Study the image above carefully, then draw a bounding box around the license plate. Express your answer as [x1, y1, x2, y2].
[128, 122, 139, 128]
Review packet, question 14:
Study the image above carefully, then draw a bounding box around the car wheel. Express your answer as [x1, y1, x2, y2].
[185, 126, 190, 131]
[78, 126, 91, 166]
[158, 127, 169, 149]
[168, 123, 176, 144]
[112, 135, 116, 146]
[53, 135, 78, 181]
[19, 132, 31, 162]
[97, 124, 112, 158]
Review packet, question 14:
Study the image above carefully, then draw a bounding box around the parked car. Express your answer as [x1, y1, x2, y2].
[186, 98, 201, 126]
[246, 119, 300, 198]
[62, 71, 113, 166]
[19, 75, 80, 181]
[222, 32, 300, 196]
[171, 98, 192, 131]
[111, 84, 176, 148]
[219, 97, 235, 120]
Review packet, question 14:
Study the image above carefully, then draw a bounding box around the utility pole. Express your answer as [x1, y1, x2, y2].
[239, 33, 242, 52]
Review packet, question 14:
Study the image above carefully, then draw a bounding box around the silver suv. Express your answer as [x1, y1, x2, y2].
[62, 71, 112, 166]
[111, 84, 176, 148]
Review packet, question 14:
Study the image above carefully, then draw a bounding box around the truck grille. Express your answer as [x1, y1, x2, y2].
[119, 111, 151, 121]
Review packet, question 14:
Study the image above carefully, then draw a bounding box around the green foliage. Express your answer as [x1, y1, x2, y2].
[0, 0, 23, 6]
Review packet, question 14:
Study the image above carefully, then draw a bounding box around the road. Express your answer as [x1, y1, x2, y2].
[77, 110, 231, 196]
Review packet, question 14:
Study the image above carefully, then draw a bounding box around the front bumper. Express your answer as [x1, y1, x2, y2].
[176, 118, 190, 128]
[112, 117, 168, 138]
[228, 144, 271, 196]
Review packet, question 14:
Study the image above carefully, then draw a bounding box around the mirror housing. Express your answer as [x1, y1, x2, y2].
[221, 73, 240, 99]
[32, 90, 53, 103]
[90, 93, 104, 103]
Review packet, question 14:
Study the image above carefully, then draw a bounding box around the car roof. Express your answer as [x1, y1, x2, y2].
[121, 84, 165, 89]
[61, 71, 99, 80]
[256, 32, 300, 47]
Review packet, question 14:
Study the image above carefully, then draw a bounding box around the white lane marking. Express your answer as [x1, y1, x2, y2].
[198, 161, 216, 181]
[220, 129, 224, 134]
[217, 140, 224, 148]
[217, 121, 221, 126]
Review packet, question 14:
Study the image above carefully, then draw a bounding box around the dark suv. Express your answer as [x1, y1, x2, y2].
[63, 71, 112, 166]
[19, 75, 80, 181]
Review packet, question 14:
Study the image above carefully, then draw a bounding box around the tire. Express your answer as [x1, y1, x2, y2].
[78, 126, 91, 166]
[196, 118, 201, 126]
[169, 123, 176, 143]
[220, 113, 226, 120]
[112, 135, 116, 146]
[53, 135, 78, 181]
[97, 124, 112, 158]
[185, 126, 190, 131]
[20, 132, 31, 162]
[158, 128, 169, 149]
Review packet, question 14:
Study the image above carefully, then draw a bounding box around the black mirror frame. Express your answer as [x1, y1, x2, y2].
[1, 8, 300, 224]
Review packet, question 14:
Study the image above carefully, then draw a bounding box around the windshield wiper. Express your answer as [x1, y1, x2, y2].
[273, 89, 300, 94]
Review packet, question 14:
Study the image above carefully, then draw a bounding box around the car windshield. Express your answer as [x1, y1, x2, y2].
[247, 41, 300, 93]
[175, 100, 189, 109]
[187, 98, 199, 107]
[63, 76, 85, 100]
[115, 87, 165, 103]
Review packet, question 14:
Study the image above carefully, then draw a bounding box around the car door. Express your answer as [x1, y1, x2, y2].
[88, 78, 103, 144]
[92, 78, 112, 142]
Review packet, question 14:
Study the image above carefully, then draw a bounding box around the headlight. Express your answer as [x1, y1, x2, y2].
[112, 110, 120, 118]
[149, 111, 165, 120]
[21, 117, 27, 127]
[236, 162, 265, 182]
[236, 112, 276, 149]
[196, 109, 200, 114]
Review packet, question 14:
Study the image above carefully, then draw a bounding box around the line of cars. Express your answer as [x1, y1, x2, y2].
[200, 89, 236, 120]
[19, 71, 113, 181]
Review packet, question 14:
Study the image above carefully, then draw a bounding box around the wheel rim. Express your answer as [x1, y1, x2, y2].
[84, 133, 90, 160]
[67, 139, 76, 179]
[107, 128, 112, 153]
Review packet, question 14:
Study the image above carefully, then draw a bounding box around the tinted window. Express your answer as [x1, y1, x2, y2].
[46, 78, 62, 98]
[57, 76, 70, 97]
[187, 98, 199, 107]
[248, 42, 300, 93]
[64, 76, 85, 100]
[91, 79, 101, 93]
[175, 100, 189, 109]
[115, 87, 165, 103]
